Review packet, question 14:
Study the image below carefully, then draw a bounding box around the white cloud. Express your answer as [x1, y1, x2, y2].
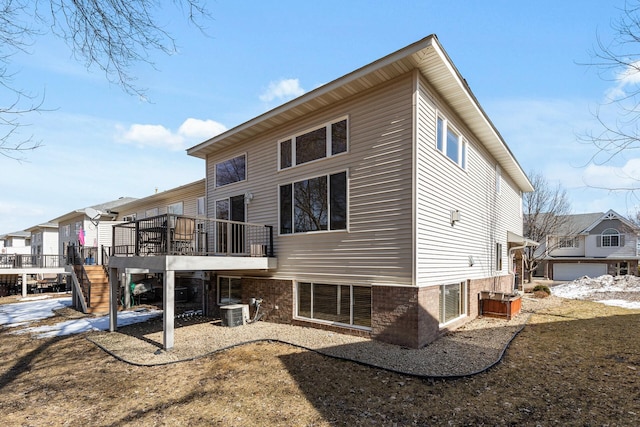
[582, 158, 640, 190]
[605, 61, 640, 101]
[259, 78, 305, 102]
[116, 118, 227, 151]
[178, 118, 227, 140]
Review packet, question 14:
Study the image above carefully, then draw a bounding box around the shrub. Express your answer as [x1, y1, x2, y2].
[532, 284, 551, 298]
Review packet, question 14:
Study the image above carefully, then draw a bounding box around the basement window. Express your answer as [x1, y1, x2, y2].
[297, 282, 371, 329]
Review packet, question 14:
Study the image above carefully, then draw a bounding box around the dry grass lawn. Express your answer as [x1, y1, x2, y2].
[1, 296, 640, 426]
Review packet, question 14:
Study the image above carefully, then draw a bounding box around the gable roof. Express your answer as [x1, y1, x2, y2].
[25, 222, 59, 233]
[548, 210, 638, 235]
[0, 230, 31, 240]
[49, 197, 138, 224]
[187, 35, 533, 193]
[581, 209, 639, 233]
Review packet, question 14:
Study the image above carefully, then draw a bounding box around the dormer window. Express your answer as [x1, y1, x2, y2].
[600, 228, 622, 247]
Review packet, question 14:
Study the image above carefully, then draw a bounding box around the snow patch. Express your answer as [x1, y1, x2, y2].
[552, 275, 640, 309]
[0, 297, 162, 338]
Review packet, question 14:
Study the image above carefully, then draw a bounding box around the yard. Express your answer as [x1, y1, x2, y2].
[1, 286, 640, 426]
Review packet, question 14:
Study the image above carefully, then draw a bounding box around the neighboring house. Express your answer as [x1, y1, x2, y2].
[0, 230, 31, 255]
[26, 223, 59, 256]
[114, 179, 205, 222]
[109, 35, 534, 350]
[51, 197, 137, 265]
[538, 210, 640, 281]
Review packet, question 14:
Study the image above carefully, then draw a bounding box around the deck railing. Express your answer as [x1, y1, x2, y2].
[112, 214, 274, 258]
[0, 254, 65, 269]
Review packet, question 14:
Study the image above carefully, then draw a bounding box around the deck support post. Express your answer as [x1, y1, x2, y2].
[21, 273, 27, 297]
[109, 267, 119, 332]
[163, 270, 175, 350]
[124, 272, 132, 309]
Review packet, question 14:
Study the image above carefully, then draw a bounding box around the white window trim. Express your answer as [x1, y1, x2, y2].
[278, 116, 349, 170]
[214, 152, 247, 188]
[601, 228, 621, 247]
[436, 114, 467, 170]
[439, 281, 468, 326]
[278, 170, 349, 236]
[558, 236, 578, 248]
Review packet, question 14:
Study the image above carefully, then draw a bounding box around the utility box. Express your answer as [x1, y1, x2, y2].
[221, 304, 249, 327]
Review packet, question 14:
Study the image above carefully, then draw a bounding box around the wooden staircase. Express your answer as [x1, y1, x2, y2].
[84, 265, 111, 315]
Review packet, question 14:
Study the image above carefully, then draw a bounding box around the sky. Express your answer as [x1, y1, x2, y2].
[1, 0, 638, 233]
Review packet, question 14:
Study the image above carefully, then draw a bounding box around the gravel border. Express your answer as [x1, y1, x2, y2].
[87, 295, 564, 378]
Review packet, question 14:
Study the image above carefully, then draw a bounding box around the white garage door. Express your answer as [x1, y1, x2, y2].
[553, 263, 607, 281]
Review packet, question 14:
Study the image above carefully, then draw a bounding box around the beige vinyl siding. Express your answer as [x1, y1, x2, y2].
[206, 74, 415, 285]
[120, 182, 205, 220]
[415, 76, 522, 286]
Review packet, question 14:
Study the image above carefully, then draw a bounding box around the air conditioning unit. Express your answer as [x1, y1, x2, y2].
[220, 304, 249, 327]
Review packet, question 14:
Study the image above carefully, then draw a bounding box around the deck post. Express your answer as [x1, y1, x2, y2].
[163, 270, 175, 350]
[109, 267, 119, 332]
[21, 273, 27, 297]
[124, 272, 131, 309]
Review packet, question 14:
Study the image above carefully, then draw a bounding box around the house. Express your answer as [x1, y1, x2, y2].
[538, 210, 640, 281]
[0, 230, 33, 296]
[0, 230, 31, 255]
[109, 35, 534, 350]
[50, 197, 137, 265]
[26, 222, 59, 256]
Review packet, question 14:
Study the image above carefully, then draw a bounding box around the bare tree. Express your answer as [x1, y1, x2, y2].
[0, 0, 210, 160]
[583, 1, 640, 186]
[522, 171, 574, 282]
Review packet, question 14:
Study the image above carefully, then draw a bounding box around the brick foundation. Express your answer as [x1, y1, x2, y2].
[206, 274, 514, 349]
[371, 275, 514, 349]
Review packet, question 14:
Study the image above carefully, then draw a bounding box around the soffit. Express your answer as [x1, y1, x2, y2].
[188, 36, 533, 192]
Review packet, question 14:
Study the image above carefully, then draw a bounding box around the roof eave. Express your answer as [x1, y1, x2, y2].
[188, 35, 533, 193]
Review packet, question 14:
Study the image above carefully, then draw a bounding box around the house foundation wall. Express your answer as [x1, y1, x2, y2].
[371, 275, 514, 349]
[206, 274, 514, 349]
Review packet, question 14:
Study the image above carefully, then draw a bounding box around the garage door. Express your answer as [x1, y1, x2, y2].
[553, 263, 607, 281]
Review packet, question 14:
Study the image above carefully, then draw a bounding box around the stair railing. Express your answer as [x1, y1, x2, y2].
[68, 244, 92, 309]
[66, 266, 88, 313]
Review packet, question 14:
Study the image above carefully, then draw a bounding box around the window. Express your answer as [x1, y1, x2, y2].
[297, 282, 371, 328]
[440, 282, 467, 324]
[279, 118, 348, 169]
[616, 262, 629, 275]
[601, 228, 622, 247]
[146, 208, 159, 218]
[496, 243, 503, 271]
[218, 276, 242, 305]
[216, 154, 246, 187]
[558, 237, 578, 248]
[436, 115, 467, 169]
[279, 171, 347, 234]
[167, 202, 183, 215]
[197, 197, 206, 216]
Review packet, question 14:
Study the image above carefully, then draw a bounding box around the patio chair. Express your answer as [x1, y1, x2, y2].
[172, 217, 196, 254]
